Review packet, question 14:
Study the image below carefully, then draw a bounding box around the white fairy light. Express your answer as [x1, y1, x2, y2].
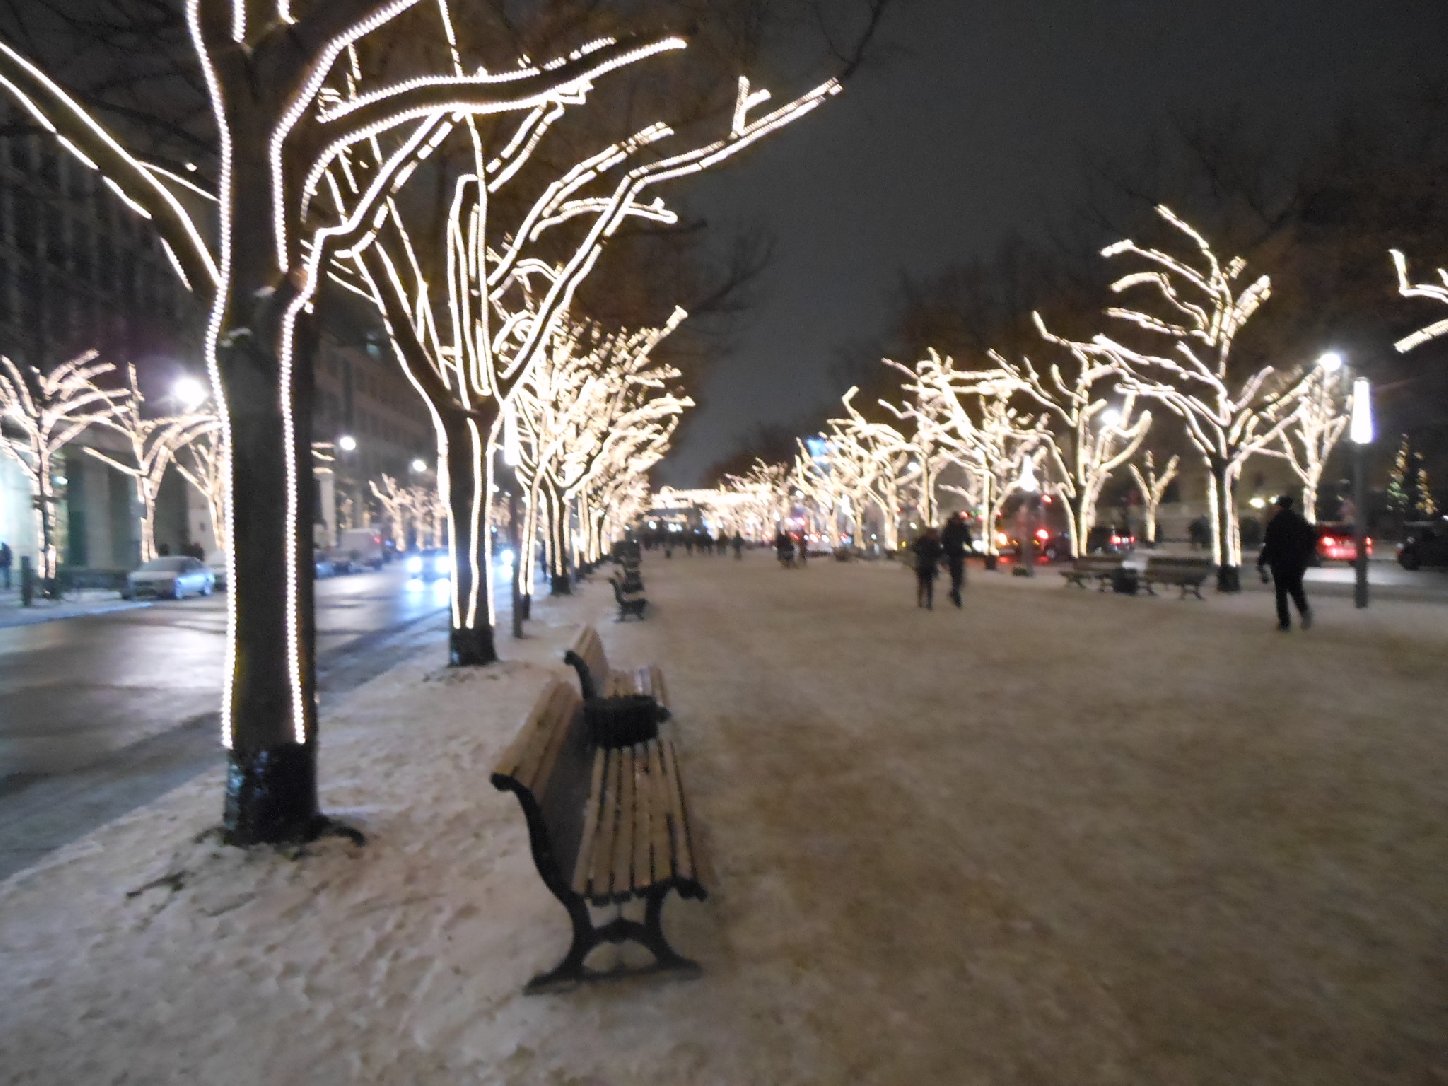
[1390, 249, 1448, 353]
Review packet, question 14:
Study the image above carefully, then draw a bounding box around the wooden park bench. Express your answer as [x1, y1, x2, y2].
[491, 680, 711, 993]
[1060, 554, 1125, 590]
[1141, 555, 1213, 599]
[609, 573, 647, 620]
[564, 624, 669, 718]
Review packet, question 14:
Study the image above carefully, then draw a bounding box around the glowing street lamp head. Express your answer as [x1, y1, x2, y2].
[1017, 457, 1039, 493]
[410, 458, 427, 473]
[338, 434, 358, 452]
[1350, 378, 1374, 445]
[173, 375, 208, 410]
[1099, 407, 1122, 429]
[1318, 351, 1344, 374]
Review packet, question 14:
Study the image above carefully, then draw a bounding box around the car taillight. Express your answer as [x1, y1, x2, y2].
[1320, 536, 1336, 549]
[1035, 528, 1050, 541]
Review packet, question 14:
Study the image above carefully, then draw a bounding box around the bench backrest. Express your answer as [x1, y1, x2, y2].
[1146, 556, 1213, 572]
[1076, 555, 1124, 570]
[490, 680, 595, 899]
[563, 625, 610, 701]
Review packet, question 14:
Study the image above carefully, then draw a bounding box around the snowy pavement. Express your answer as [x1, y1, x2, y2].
[1, 552, 1445, 1084]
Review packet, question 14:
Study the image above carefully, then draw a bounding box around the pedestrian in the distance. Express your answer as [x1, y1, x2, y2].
[940, 512, 972, 608]
[0, 540, 11, 590]
[732, 532, 743, 559]
[912, 526, 944, 609]
[796, 533, 808, 567]
[1257, 495, 1316, 631]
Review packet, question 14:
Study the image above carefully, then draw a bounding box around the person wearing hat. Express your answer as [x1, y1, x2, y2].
[1257, 495, 1317, 631]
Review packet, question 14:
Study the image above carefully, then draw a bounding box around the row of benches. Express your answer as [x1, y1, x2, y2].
[491, 622, 708, 993]
[1061, 554, 1213, 599]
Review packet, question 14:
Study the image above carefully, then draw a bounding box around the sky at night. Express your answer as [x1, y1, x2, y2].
[659, 0, 1448, 485]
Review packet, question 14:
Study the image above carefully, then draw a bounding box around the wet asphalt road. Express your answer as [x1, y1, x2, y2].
[0, 568, 465, 880]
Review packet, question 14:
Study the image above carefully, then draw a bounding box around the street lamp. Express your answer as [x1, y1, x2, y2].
[1350, 375, 1374, 609]
[337, 434, 358, 452]
[172, 375, 208, 411]
[410, 457, 427, 474]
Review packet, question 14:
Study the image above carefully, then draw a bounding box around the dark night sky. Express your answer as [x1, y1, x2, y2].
[660, 0, 1448, 485]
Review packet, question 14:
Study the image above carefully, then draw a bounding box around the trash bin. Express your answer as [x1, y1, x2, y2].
[1111, 568, 1140, 595]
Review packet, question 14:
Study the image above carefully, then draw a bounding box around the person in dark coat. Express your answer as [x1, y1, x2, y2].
[796, 533, 808, 566]
[940, 512, 972, 607]
[1257, 495, 1316, 631]
[911, 527, 944, 609]
[732, 532, 744, 559]
[775, 530, 795, 568]
[0, 540, 11, 590]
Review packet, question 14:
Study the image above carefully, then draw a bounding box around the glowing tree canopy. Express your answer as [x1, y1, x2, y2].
[0, 1, 730, 842]
[342, 54, 838, 665]
[1263, 360, 1350, 523]
[722, 459, 792, 538]
[83, 365, 217, 564]
[511, 312, 691, 599]
[1391, 250, 1448, 353]
[175, 422, 227, 560]
[826, 390, 923, 550]
[990, 339, 1151, 558]
[884, 351, 1047, 554]
[0, 353, 126, 583]
[1042, 205, 1314, 589]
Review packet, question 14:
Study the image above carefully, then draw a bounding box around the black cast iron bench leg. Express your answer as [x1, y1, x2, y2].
[524, 887, 700, 994]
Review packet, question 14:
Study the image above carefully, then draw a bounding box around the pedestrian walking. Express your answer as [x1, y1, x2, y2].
[775, 530, 795, 568]
[911, 526, 944, 609]
[0, 540, 11, 590]
[940, 512, 972, 607]
[1257, 495, 1316, 631]
[732, 532, 743, 559]
[796, 533, 808, 566]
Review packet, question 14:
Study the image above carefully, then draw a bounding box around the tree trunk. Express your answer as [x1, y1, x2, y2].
[1209, 457, 1241, 592]
[440, 411, 498, 667]
[541, 479, 572, 595]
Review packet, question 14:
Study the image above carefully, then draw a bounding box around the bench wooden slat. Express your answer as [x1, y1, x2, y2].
[498, 682, 574, 789]
[569, 745, 608, 896]
[590, 748, 623, 901]
[611, 745, 638, 901]
[659, 736, 696, 884]
[647, 740, 673, 888]
[632, 744, 654, 892]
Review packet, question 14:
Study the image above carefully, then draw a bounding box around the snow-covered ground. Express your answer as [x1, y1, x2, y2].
[2, 551, 1445, 1085]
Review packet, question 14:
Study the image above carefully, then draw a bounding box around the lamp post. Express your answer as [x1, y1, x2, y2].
[1350, 375, 1373, 609]
[1013, 456, 1039, 577]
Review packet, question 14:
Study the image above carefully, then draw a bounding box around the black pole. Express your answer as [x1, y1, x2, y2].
[1354, 440, 1369, 609]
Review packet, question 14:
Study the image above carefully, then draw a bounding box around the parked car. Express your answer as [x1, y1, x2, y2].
[1397, 519, 1448, 570]
[404, 547, 452, 581]
[1313, 522, 1373, 564]
[122, 556, 215, 600]
[996, 528, 1073, 562]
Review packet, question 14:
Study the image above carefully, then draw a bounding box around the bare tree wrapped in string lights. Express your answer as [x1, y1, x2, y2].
[994, 337, 1151, 559]
[0, 1, 741, 843]
[1261, 356, 1351, 523]
[0, 353, 127, 588]
[1391, 249, 1448, 353]
[342, 55, 842, 664]
[175, 422, 227, 560]
[1041, 206, 1314, 591]
[511, 313, 691, 601]
[83, 365, 217, 564]
[1127, 450, 1180, 547]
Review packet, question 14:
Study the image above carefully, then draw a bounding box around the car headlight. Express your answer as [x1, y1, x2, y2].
[496, 548, 515, 566]
[432, 554, 452, 575]
[404, 555, 422, 575]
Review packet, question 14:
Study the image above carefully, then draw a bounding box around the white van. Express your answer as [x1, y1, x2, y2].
[335, 527, 386, 571]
